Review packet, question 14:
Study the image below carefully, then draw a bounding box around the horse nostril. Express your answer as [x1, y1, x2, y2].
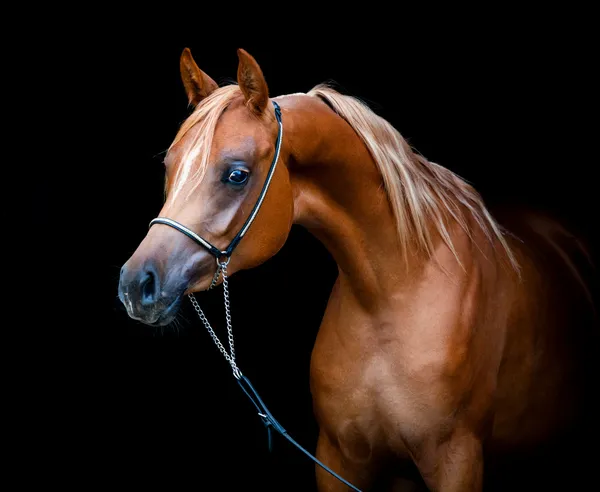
[140, 270, 158, 305]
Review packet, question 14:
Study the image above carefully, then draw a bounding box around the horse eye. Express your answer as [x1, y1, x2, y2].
[227, 169, 249, 185]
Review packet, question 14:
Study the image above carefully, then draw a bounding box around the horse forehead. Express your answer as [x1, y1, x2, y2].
[166, 106, 273, 167]
[212, 125, 262, 157]
[213, 107, 273, 157]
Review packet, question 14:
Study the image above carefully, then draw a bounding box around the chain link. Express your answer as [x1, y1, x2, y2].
[188, 259, 241, 379]
[208, 264, 222, 290]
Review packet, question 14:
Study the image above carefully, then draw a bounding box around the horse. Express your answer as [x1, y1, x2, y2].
[117, 48, 597, 491]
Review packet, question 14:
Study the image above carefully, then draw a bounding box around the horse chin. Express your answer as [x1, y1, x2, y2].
[185, 273, 221, 293]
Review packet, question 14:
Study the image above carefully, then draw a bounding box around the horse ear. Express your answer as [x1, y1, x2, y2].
[237, 49, 269, 114]
[179, 48, 218, 108]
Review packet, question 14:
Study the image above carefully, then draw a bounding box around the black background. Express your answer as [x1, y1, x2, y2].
[23, 9, 597, 491]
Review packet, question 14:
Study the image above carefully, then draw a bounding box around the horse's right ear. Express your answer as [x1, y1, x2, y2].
[179, 48, 218, 108]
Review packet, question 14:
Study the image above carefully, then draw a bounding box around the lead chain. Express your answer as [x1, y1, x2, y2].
[208, 263, 222, 290]
[188, 259, 241, 379]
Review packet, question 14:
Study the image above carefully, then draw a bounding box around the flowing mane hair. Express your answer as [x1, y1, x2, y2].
[308, 84, 519, 272]
[167, 82, 518, 271]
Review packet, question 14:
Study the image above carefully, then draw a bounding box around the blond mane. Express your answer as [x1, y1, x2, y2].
[166, 81, 518, 271]
[307, 84, 519, 271]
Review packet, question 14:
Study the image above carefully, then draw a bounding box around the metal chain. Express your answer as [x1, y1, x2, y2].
[188, 258, 241, 379]
[208, 264, 222, 290]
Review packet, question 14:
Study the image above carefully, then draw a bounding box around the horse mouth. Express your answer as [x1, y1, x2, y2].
[147, 296, 183, 327]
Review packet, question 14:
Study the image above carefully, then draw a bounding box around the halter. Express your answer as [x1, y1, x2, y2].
[146, 101, 362, 492]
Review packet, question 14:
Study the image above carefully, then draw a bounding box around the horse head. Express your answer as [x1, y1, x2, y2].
[118, 49, 293, 326]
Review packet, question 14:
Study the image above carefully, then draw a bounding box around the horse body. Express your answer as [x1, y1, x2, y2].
[281, 93, 590, 490]
[118, 49, 595, 491]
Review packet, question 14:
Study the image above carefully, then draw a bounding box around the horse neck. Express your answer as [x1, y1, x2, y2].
[279, 94, 437, 308]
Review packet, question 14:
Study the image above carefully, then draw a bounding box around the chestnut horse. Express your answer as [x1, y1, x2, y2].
[118, 48, 596, 491]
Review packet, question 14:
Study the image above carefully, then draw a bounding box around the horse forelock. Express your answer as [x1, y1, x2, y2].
[166, 85, 243, 203]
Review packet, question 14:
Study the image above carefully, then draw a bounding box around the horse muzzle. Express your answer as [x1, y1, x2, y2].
[117, 260, 185, 326]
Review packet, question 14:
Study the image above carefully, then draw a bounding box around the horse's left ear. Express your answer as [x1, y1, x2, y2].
[237, 49, 269, 114]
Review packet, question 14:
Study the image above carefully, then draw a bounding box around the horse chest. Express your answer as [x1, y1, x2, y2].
[311, 342, 432, 463]
[310, 287, 475, 459]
